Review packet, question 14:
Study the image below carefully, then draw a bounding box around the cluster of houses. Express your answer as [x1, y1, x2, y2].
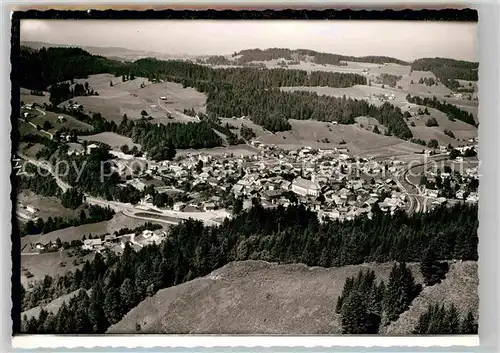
[368, 93, 396, 101]
[118, 144, 411, 222]
[421, 163, 479, 204]
[81, 228, 168, 254]
[82, 229, 167, 252]
[26, 228, 169, 255]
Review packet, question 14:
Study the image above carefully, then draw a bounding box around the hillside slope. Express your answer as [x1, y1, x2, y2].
[382, 261, 478, 335]
[107, 260, 477, 334]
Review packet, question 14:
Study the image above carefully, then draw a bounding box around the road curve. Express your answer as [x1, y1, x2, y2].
[20, 155, 224, 226]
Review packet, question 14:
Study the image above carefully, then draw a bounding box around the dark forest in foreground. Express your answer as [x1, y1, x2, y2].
[20, 202, 477, 334]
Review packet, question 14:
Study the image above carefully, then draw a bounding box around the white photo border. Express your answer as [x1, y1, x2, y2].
[2, 1, 499, 351]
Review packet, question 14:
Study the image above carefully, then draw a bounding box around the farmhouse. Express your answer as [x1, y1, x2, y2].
[58, 116, 66, 122]
[82, 238, 103, 251]
[291, 177, 320, 197]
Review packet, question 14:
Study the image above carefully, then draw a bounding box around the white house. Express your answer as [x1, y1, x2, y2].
[86, 144, 99, 154]
[203, 202, 216, 211]
[26, 205, 38, 214]
[173, 202, 185, 211]
[82, 239, 103, 251]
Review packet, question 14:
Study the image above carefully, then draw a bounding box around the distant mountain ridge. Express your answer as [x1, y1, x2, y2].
[230, 47, 411, 65]
[21, 41, 192, 61]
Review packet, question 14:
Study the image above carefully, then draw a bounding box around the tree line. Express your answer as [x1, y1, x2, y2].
[18, 201, 477, 334]
[410, 58, 478, 91]
[336, 263, 421, 334]
[377, 73, 402, 88]
[49, 81, 98, 106]
[413, 303, 477, 334]
[42, 103, 224, 159]
[336, 261, 476, 334]
[207, 87, 412, 138]
[19, 47, 124, 91]
[21, 205, 115, 237]
[116, 115, 223, 158]
[337, 244, 454, 334]
[406, 94, 477, 127]
[21, 222, 163, 312]
[232, 48, 408, 66]
[19, 171, 60, 198]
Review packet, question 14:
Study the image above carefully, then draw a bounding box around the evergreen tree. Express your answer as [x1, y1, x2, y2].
[383, 263, 421, 323]
[88, 283, 109, 333]
[233, 198, 243, 215]
[446, 303, 461, 334]
[104, 286, 123, 325]
[420, 247, 449, 286]
[341, 290, 369, 334]
[460, 310, 478, 334]
[119, 278, 137, 313]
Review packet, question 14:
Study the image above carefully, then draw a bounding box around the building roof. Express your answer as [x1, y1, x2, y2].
[84, 239, 102, 246]
[292, 177, 320, 191]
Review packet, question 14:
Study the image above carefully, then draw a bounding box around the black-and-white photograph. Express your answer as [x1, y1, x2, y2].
[12, 14, 479, 338]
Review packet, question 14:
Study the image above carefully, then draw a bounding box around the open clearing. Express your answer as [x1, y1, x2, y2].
[257, 119, 427, 158]
[19, 142, 44, 158]
[22, 289, 90, 320]
[281, 85, 411, 109]
[219, 117, 274, 139]
[29, 110, 93, 133]
[18, 191, 78, 221]
[21, 88, 50, 106]
[106, 211, 165, 233]
[21, 221, 109, 250]
[176, 144, 259, 157]
[79, 131, 140, 150]
[21, 250, 95, 286]
[245, 59, 411, 77]
[60, 74, 207, 124]
[281, 86, 477, 146]
[107, 260, 477, 334]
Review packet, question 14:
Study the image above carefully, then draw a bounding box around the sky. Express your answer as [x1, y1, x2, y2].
[20, 20, 477, 61]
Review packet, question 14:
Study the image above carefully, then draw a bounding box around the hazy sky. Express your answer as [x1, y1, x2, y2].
[21, 20, 477, 61]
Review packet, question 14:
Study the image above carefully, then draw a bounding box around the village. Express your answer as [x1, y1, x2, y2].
[111, 139, 479, 221]
[19, 129, 479, 257]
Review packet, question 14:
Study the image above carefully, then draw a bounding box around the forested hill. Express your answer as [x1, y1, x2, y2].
[19, 46, 411, 138]
[410, 58, 479, 91]
[18, 47, 126, 91]
[19, 202, 477, 334]
[19, 46, 366, 92]
[231, 48, 409, 65]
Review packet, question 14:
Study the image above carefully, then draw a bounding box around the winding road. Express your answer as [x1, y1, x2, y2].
[394, 153, 448, 214]
[19, 154, 227, 227]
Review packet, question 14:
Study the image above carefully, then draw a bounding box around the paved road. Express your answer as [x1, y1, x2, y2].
[394, 153, 448, 214]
